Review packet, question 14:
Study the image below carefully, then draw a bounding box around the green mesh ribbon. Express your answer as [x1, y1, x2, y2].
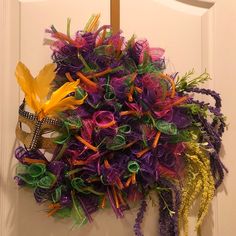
[71, 177, 86, 193]
[104, 91, 115, 101]
[138, 62, 157, 74]
[118, 125, 131, 134]
[16, 173, 38, 187]
[123, 58, 137, 73]
[71, 177, 103, 195]
[54, 134, 70, 145]
[37, 172, 56, 189]
[16, 164, 56, 189]
[155, 120, 178, 135]
[78, 54, 92, 73]
[128, 161, 140, 173]
[55, 117, 82, 145]
[75, 88, 87, 100]
[114, 102, 123, 111]
[106, 135, 126, 150]
[159, 79, 168, 100]
[52, 186, 62, 203]
[71, 192, 87, 226]
[94, 45, 115, 56]
[103, 82, 116, 101]
[28, 163, 46, 178]
[55, 207, 72, 218]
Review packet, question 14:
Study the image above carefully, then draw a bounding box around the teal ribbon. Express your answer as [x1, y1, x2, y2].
[155, 120, 177, 135]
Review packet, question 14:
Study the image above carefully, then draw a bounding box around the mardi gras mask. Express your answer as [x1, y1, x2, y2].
[15, 102, 63, 153]
[15, 62, 86, 153]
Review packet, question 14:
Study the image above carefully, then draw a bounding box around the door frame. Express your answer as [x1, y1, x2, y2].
[0, 1, 20, 236]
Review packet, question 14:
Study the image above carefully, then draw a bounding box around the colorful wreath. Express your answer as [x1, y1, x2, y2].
[14, 15, 227, 236]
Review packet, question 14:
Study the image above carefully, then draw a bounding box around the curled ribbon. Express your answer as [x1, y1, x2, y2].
[71, 177, 104, 195]
[128, 161, 140, 173]
[16, 173, 37, 186]
[71, 191, 87, 226]
[93, 111, 116, 129]
[54, 118, 82, 145]
[118, 125, 131, 134]
[102, 84, 116, 101]
[37, 172, 56, 189]
[106, 134, 126, 150]
[28, 163, 46, 178]
[94, 44, 116, 56]
[17, 163, 56, 188]
[155, 120, 177, 135]
[52, 186, 62, 203]
[71, 177, 86, 192]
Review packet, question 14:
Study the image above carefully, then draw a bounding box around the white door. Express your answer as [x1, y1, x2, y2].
[1, 0, 236, 235]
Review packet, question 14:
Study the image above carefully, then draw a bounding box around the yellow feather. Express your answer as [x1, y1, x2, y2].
[43, 96, 87, 118]
[15, 62, 40, 112]
[15, 62, 86, 119]
[41, 80, 82, 117]
[34, 63, 56, 102]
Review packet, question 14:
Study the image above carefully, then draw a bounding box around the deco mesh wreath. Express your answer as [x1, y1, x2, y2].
[14, 15, 227, 236]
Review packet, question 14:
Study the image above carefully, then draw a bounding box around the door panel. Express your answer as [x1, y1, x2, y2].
[20, 0, 110, 74]
[1, 0, 236, 236]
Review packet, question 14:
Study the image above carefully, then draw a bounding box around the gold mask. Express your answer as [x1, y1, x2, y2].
[16, 102, 63, 153]
[15, 62, 87, 153]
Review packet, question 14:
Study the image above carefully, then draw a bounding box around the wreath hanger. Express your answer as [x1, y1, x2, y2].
[110, 0, 120, 34]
